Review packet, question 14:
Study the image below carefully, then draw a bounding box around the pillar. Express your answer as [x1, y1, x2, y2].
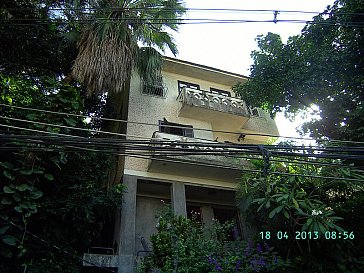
[118, 175, 137, 273]
[170, 182, 187, 217]
[201, 206, 214, 227]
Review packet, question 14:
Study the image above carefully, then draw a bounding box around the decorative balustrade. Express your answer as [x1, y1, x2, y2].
[177, 87, 261, 118]
[149, 132, 248, 169]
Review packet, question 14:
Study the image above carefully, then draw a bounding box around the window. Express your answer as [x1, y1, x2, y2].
[142, 76, 167, 97]
[187, 205, 202, 222]
[159, 119, 194, 138]
[210, 88, 231, 97]
[178, 80, 200, 93]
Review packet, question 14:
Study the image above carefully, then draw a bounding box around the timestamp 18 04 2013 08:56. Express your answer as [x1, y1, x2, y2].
[259, 231, 355, 240]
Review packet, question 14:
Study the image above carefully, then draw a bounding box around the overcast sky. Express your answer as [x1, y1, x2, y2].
[166, 0, 334, 139]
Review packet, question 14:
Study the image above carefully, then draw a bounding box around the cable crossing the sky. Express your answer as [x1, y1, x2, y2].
[2, 103, 364, 145]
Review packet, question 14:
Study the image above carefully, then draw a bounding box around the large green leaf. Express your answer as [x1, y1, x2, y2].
[3, 186, 15, 194]
[16, 184, 28, 192]
[20, 168, 33, 175]
[0, 225, 10, 235]
[44, 174, 54, 181]
[2, 235, 17, 246]
[3, 170, 15, 180]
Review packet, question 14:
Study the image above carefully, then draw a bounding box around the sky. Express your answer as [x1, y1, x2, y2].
[164, 0, 334, 140]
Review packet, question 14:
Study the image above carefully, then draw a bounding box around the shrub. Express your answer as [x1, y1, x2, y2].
[138, 206, 290, 273]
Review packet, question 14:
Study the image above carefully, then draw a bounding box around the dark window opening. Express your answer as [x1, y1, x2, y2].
[159, 118, 194, 138]
[178, 80, 200, 93]
[187, 205, 202, 222]
[88, 213, 116, 253]
[213, 207, 241, 240]
[210, 87, 231, 97]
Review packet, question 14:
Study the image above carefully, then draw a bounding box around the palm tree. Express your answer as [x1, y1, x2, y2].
[70, 0, 185, 185]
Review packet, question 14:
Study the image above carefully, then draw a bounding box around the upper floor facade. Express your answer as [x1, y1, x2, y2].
[124, 57, 279, 188]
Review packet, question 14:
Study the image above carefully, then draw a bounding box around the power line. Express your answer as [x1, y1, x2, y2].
[1, 131, 360, 181]
[2, 136, 363, 183]
[2, 103, 364, 145]
[0, 115, 146, 140]
[2, 119, 364, 155]
[3, 6, 364, 16]
[0, 18, 364, 27]
[1, 17, 362, 27]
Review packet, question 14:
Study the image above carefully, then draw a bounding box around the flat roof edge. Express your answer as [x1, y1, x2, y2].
[163, 56, 249, 80]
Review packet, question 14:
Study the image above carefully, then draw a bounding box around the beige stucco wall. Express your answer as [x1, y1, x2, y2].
[125, 71, 215, 174]
[124, 62, 278, 187]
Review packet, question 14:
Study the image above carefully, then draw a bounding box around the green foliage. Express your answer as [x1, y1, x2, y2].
[0, 0, 78, 76]
[139, 206, 290, 273]
[233, 0, 364, 141]
[0, 73, 124, 271]
[237, 149, 364, 273]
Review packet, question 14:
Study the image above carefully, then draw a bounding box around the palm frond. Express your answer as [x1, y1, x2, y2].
[71, 24, 136, 96]
[136, 47, 163, 84]
[71, 0, 185, 96]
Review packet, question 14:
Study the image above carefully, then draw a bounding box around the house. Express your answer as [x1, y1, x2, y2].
[83, 57, 279, 272]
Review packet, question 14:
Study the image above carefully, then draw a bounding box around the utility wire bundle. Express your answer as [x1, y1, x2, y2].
[1, 103, 364, 181]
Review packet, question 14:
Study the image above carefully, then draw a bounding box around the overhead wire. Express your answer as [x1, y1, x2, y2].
[2, 135, 364, 183]
[0, 131, 354, 168]
[3, 6, 364, 16]
[2, 126, 364, 180]
[1, 18, 363, 27]
[2, 103, 364, 145]
[1, 118, 364, 155]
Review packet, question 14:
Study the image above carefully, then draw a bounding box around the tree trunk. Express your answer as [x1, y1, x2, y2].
[102, 77, 131, 187]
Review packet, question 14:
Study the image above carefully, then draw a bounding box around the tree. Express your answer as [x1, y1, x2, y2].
[233, 0, 364, 141]
[68, 0, 186, 185]
[0, 0, 78, 76]
[237, 152, 364, 273]
[0, 2, 126, 270]
[0, 74, 124, 272]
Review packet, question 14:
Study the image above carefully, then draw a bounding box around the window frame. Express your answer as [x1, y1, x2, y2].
[159, 119, 194, 138]
[210, 87, 231, 97]
[178, 80, 200, 94]
[141, 76, 167, 98]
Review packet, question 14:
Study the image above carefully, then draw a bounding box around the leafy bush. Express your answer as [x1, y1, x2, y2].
[237, 150, 364, 273]
[138, 206, 290, 273]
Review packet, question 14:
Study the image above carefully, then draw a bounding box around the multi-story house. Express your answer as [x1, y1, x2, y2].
[84, 57, 279, 272]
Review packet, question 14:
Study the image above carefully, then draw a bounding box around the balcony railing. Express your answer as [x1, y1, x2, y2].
[150, 132, 249, 167]
[177, 87, 262, 118]
[148, 132, 252, 182]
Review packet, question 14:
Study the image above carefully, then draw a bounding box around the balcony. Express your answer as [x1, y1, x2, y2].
[148, 132, 250, 183]
[176, 87, 279, 140]
[177, 86, 262, 115]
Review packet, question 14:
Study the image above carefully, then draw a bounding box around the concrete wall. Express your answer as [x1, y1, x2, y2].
[135, 196, 164, 253]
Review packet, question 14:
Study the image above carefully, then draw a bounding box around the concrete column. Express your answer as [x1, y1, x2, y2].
[201, 206, 214, 227]
[239, 212, 257, 240]
[118, 175, 137, 273]
[171, 182, 187, 217]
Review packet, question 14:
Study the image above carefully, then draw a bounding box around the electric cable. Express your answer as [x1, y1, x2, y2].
[1, 123, 364, 162]
[2, 131, 364, 181]
[1, 18, 363, 27]
[0, 132, 355, 169]
[2, 141, 363, 183]
[2, 127, 363, 156]
[1, 7, 344, 14]
[0, 115, 146, 140]
[2, 103, 364, 145]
